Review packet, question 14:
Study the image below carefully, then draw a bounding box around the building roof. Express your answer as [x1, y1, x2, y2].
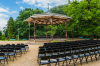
[25, 12, 71, 25]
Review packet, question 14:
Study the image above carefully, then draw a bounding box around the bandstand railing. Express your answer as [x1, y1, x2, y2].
[28, 36, 66, 40]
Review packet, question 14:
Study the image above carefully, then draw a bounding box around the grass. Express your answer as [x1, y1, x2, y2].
[0, 39, 28, 41]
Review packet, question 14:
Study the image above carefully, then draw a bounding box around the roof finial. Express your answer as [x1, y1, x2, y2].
[48, 3, 49, 12]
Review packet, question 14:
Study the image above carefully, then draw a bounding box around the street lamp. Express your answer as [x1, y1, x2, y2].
[18, 28, 19, 41]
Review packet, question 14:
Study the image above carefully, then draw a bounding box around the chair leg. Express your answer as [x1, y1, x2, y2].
[69, 60, 71, 64]
[62, 61, 64, 66]
[66, 60, 68, 66]
[4, 59, 5, 66]
[86, 57, 88, 63]
[80, 58, 82, 65]
[95, 55, 97, 61]
[55, 62, 57, 66]
[0, 59, 1, 64]
[58, 62, 60, 66]
[73, 59, 75, 66]
[13, 55, 14, 61]
[91, 56, 93, 62]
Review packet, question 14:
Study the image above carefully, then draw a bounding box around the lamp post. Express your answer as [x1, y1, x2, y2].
[18, 28, 19, 41]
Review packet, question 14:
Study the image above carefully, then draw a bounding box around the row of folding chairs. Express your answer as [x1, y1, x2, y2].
[38, 40, 100, 66]
[0, 43, 29, 66]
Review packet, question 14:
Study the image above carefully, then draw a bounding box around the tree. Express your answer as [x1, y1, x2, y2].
[14, 8, 44, 39]
[7, 17, 14, 39]
[0, 31, 2, 36]
[49, 4, 68, 15]
[63, 0, 100, 39]
[2, 34, 5, 40]
[0, 31, 2, 40]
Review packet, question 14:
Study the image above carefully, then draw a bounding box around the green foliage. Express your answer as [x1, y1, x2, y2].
[13, 8, 44, 39]
[2, 34, 5, 40]
[0, 31, 2, 36]
[51, 40, 58, 43]
[7, 17, 14, 39]
[49, 4, 68, 15]
[63, 0, 100, 39]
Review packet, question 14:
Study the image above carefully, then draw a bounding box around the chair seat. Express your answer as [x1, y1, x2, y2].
[46, 54, 51, 56]
[21, 48, 26, 50]
[85, 53, 90, 56]
[90, 52, 95, 55]
[38, 55, 45, 58]
[16, 50, 21, 52]
[4, 53, 8, 55]
[80, 50, 84, 51]
[50, 59, 57, 63]
[58, 58, 65, 61]
[9, 53, 15, 55]
[59, 53, 64, 55]
[52, 53, 58, 55]
[65, 52, 70, 54]
[95, 51, 100, 54]
[64, 57, 72, 60]
[0, 57, 5, 59]
[39, 60, 49, 65]
[79, 54, 85, 57]
[71, 51, 75, 53]
[25, 47, 29, 48]
[72, 55, 79, 59]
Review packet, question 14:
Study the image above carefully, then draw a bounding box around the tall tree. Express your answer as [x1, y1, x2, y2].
[63, 0, 100, 39]
[7, 17, 14, 39]
[0, 31, 2, 36]
[14, 8, 44, 39]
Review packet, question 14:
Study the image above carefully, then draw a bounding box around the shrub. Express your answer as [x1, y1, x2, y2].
[0, 36, 1, 40]
[65, 40, 71, 42]
[51, 40, 58, 43]
[2, 34, 5, 40]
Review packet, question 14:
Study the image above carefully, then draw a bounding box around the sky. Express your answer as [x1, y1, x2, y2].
[0, 0, 80, 31]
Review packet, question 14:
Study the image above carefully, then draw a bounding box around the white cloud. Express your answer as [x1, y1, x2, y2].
[0, 7, 18, 30]
[0, 7, 9, 12]
[20, 6, 24, 9]
[22, 0, 69, 8]
[22, 0, 82, 9]
[11, 11, 18, 13]
[0, 13, 9, 17]
[23, 0, 35, 5]
[16, 1, 19, 4]
[0, 13, 8, 31]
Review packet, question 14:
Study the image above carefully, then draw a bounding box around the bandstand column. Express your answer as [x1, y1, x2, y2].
[65, 22, 67, 39]
[57, 24, 59, 38]
[46, 25, 47, 39]
[34, 19, 36, 40]
[28, 22, 30, 40]
[50, 18, 53, 40]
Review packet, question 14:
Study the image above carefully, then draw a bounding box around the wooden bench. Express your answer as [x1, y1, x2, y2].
[84, 38, 90, 40]
[10, 39, 15, 41]
[79, 37, 83, 38]
[22, 39, 27, 40]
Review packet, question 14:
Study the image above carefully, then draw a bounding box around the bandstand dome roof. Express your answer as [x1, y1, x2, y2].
[25, 12, 71, 25]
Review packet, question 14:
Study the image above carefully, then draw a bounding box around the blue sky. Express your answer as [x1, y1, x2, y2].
[0, 0, 77, 31]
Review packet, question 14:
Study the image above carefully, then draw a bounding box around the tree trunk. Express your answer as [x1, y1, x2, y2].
[90, 34, 94, 40]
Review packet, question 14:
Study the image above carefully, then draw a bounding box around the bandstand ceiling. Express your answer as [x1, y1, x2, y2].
[25, 12, 71, 25]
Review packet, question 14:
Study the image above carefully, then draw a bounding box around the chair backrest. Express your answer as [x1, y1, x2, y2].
[8, 49, 14, 53]
[15, 47, 21, 50]
[40, 56, 50, 60]
[50, 54, 58, 59]
[0, 53, 5, 56]
[45, 50, 52, 54]
[38, 51, 45, 54]
[1, 49, 8, 53]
